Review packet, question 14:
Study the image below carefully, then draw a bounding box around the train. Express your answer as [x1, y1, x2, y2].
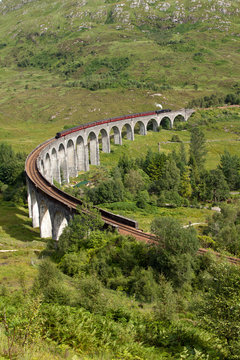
[55, 109, 171, 139]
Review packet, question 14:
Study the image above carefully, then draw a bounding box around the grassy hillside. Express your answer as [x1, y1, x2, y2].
[0, 0, 239, 152]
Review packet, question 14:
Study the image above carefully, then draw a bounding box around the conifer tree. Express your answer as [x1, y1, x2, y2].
[179, 167, 192, 198]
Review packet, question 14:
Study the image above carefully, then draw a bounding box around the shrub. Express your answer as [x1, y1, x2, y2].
[59, 251, 89, 276]
[130, 267, 160, 302]
[136, 190, 149, 208]
[170, 134, 181, 142]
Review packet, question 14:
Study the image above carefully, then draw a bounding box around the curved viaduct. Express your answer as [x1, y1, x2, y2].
[26, 109, 194, 241]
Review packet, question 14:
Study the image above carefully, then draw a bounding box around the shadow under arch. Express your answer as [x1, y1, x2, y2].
[58, 143, 68, 184]
[39, 200, 52, 238]
[134, 121, 146, 135]
[173, 114, 185, 127]
[88, 131, 99, 165]
[31, 188, 39, 228]
[109, 125, 121, 145]
[160, 117, 171, 129]
[76, 135, 86, 171]
[98, 128, 110, 153]
[121, 123, 133, 140]
[53, 211, 68, 240]
[44, 153, 52, 183]
[51, 147, 59, 183]
[147, 118, 158, 132]
[67, 139, 76, 178]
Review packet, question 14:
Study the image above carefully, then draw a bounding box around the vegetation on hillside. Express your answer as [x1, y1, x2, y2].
[1, 206, 240, 359]
[0, 143, 26, 204]
[0, 0, 240, 153]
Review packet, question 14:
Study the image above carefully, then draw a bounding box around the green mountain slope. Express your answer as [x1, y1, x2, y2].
[0, 0, 239, 151]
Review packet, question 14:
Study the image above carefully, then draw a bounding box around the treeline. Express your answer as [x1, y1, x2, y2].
[82, 127, 238, 209]
[188, 85, 240, 108]
[0, 143, 26, 203]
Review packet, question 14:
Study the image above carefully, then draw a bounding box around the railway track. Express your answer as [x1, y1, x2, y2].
[26, 140, 240, 266]
[26, 139, 154, 242]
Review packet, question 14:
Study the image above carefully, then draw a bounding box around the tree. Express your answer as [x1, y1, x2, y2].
[0, 143, 15, 164]
[179, 167, 192, 198]
[118, 154, 135, 176]
[206, 204, 240, 255]
[161, 156, 180, 192]
[189, 127, 207, 170]
[136, 190, 149, 208]
[58, 205, 104, 254]
[197, 261, 240, 358]
[87, 178, 124, 204]
[219, 150, 240, 190]
[124, 169, 148, 196]
[150, 217, 199, 287]
[143, 150, 167, 181]
[0, 143, 26, 186]
[207, 168, 230, 202]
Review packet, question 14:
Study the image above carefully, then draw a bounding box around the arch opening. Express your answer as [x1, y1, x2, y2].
[134, 121, 146, 135]
[39, 201, 52, 238]
[121, 123, 133, 141]
[51, 148, 59, 183]
[44, 153, 52, 183]
[67, 139, 76, 178]
[173, 114, 185, 127]
[58, 143, 68, 184]
[98, 129, 110, 153]
[110, 126, 121, 145]
[31, 189, 39, 228]
[88, 131, 99, 165]
[160, 117, 171, 130]
[147, 118, 158, 132]
[53, 211, 68, 241]
[76, 135, 86, 171]
[40, 159, 45, 176]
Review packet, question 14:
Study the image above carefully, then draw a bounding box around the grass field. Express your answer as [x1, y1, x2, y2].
[0, 196, 44, 290]
[100, 202, 212, 232]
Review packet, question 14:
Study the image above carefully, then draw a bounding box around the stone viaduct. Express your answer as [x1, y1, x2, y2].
[26, 108, 194, 241]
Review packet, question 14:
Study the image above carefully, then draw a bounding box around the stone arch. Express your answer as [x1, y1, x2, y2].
[173, 114, 185, 126]
[39, 200, 52, 238]
[88, 131, 99, 165]
[147, 118, 158, 132]
[51, 148, 60, 183]
[44, 153, 52, 182]
[121, 123, 134, 141]
[98, 128, 110, 153]
[134, 121, 146, 135]
[58, 143, 68, 184]
[110, 126, 122, 145]
[160, 117, 171, 129]
[76, 135, 86, 171]
[67, 139, 76, 178]
[40, 159, 44, 176]
[31, 189, 39, 228]
[53, 211, 68, 241]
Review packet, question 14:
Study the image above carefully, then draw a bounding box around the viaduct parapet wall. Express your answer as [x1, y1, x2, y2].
[26, 108, 194, 240]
